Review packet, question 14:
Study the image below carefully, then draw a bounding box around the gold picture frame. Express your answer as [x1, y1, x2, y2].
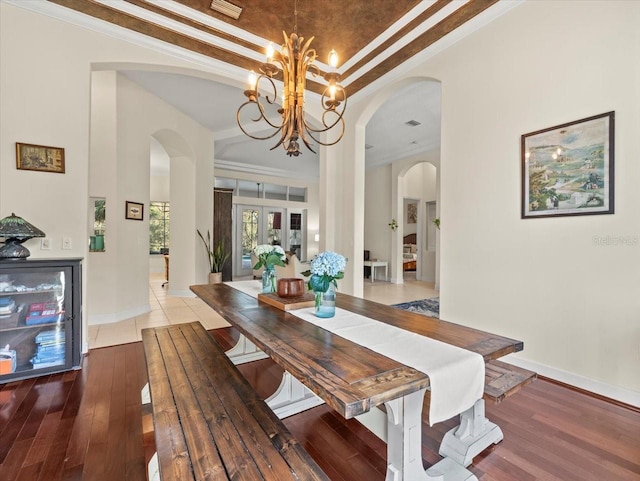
[125, 201, 144, 221]
[16, 142, 65, 174]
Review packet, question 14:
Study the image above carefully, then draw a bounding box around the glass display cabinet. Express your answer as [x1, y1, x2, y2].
[0, 258, 82, 382]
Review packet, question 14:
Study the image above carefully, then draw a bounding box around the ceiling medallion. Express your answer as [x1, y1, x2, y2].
[236, 0, 346, 157]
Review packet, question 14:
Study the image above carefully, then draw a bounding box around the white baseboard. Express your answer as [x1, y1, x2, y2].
[88, 304, 151, 325]
[504, 355, 640, 408]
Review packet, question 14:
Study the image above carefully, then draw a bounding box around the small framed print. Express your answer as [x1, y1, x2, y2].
[125, 201, 144, 221]
[521, 111, 614, 219]
[16, 142, 65, 173]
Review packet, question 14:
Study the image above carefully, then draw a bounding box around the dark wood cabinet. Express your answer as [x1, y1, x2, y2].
[0, 258, 82, 383]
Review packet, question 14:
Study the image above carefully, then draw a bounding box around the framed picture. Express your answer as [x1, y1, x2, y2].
[521, 111, 614, 219]
[407, 202, 417, 224]
[125, 201, 144, 221]
[16, 142, 65, 174]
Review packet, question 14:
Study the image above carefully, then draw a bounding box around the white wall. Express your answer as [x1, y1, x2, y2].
[0, 3, 217, 336]
[343, 1, 639, 404]
[415, 1, 639, 402]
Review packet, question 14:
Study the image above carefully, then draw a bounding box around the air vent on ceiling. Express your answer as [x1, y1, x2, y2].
[210, 0, 242, 19]
[405, 120, 421, 126]
[365, 144, 374, 150]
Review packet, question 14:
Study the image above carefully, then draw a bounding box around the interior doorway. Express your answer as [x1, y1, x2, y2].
[234, 205, 285, 278]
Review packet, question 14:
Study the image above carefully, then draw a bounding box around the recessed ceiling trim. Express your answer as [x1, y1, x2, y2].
[341, 0, 467, 87]
[339, 0, 438, 72]
[145, 0, 267, 50]
[215, 160, 319, 181]
[93, 0, 264, 62]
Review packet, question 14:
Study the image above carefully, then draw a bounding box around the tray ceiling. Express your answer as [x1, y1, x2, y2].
[47, 0, 500, 95]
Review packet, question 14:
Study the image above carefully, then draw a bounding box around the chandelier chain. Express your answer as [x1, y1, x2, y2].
[294, 0, 298, 34]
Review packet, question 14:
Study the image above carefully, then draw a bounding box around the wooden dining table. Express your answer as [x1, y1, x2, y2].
[191, 282, 524, 481]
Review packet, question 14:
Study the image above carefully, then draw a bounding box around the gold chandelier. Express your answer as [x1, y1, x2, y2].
[236, 0, 346, 157]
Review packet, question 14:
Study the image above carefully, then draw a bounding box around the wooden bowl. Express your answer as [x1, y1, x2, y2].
[277, 278, 305, 298]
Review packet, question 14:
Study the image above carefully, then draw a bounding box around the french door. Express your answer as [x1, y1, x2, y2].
[234, 205, 285, 278]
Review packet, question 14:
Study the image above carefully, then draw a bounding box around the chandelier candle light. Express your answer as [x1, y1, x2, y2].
[237, 0, 346, 157]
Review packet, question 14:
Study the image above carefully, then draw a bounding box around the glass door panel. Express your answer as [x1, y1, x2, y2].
[236, 206, 259, 278]
[234, 206, 286, 277]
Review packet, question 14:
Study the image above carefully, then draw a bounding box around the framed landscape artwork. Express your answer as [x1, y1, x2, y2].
[521, 111, 614, 219]
[16, 142, 65, 174]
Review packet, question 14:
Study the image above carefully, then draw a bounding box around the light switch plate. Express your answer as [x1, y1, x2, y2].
[41, 238, 51, 250]
[62, 237, 72, 250]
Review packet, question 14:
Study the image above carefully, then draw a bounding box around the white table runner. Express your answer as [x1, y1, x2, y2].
[226, 281, 484, 425]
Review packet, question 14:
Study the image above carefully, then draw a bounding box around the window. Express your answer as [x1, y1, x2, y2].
[149, 202, 170, 254]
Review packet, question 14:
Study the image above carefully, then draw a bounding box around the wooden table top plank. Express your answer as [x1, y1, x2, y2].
[180, 324, 301, 481]
[154, 327, 230, 481]
[141, 331, 197, 481]
[336, 295, 523, 360]
[186, 323, 330, 481]
[238, 307, 431, 416]
[190, 283, 523, 419]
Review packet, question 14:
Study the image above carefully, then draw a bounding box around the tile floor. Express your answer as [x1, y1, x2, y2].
[88, 272, 438, 349]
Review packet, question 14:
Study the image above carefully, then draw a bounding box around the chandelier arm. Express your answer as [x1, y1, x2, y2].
[255, 74, 279, 104]
[237, 102, 285, 141]
[303, 104, 346, 135]
[238, 98, 284, 132]
[303, 117, 346, 147]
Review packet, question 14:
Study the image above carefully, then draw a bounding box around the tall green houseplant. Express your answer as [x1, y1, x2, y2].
[197, 229, 230, 276]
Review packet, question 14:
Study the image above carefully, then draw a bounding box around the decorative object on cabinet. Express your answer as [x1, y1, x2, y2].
[16, 142, 65, 173]
[0, 213, 46, 260]
[125, 201, 144, 220]
[521, 111, 614, 219]
[0, 258, 82, 383]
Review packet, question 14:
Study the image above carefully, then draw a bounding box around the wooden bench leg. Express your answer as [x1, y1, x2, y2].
[266, 371, 325, 419]
[225, 333, 269, 365]
[438, 399, 503, 468]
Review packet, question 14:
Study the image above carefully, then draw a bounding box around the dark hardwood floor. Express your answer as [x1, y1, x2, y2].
[1, 327, 639, 481]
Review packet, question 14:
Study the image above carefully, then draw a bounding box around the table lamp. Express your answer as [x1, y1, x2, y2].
[0, 213, 46, 260]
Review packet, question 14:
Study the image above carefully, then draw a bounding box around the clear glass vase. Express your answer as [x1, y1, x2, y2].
[314, 284, 336, 318]
[262, 265, 276, 293]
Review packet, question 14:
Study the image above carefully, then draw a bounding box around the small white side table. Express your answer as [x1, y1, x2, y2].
[363, 260, 388, 283]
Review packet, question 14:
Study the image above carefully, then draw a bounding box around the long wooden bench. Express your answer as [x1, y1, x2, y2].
[141, 321, 329, 481]
[484, 359, 536, 403]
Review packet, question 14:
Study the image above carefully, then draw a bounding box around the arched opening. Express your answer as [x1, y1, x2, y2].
[358, 77, 441, 300]
[86, 66, 213, 325]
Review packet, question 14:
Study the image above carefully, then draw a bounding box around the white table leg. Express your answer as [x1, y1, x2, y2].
[225, 333, 269, 365]
[376, 389, 479, 481]
[371, 265, 376, 283]
[266, 371, 325, 419]
[439, 399, 503, 467]
[384, 263, 388, 281]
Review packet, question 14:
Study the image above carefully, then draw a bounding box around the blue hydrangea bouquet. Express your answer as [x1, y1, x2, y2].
[302, 251, 347, 293]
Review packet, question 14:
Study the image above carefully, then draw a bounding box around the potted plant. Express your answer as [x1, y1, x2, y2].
[197, 229, 230, 283]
